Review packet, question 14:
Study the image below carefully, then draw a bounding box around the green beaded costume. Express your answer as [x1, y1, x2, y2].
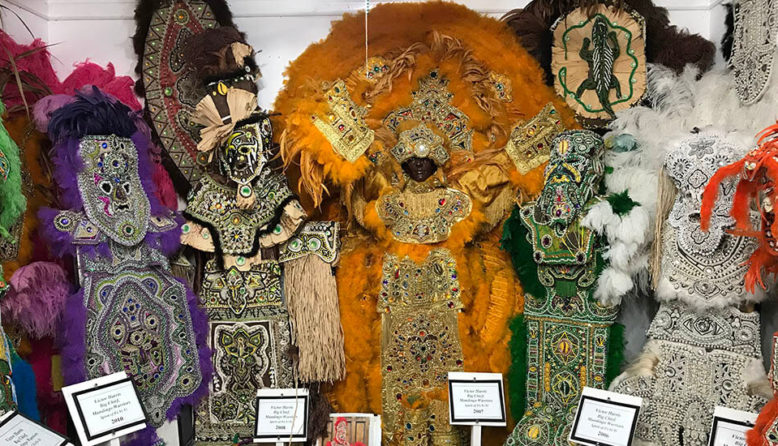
[502, 130, 626, 445]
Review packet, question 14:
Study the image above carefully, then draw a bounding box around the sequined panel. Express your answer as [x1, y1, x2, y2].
[195, 258, 293, 444]
[379, 250, 464, 444]
[731, 0, 777, 104]
[80, 245, 203, 427]
[505, 104, 565, 175]
[76, 135, 151, 246]
[312, 80, 374, 163]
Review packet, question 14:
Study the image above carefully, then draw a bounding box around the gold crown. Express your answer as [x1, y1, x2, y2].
[504, 103, 566, 174]
[384, 70, 473, 154]
[391, 125, 449, 166]
[312, 80, 374, 163]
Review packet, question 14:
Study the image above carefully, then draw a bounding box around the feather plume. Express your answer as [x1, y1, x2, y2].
[3, 262, 70, 339]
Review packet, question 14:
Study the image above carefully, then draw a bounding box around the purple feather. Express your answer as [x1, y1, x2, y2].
[124, 425, 161, 446]
[165, 278, 212, 420]
[59, 289, 88, 385]
[32, 94, 76, 133]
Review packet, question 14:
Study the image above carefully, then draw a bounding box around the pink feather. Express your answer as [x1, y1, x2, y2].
[3, 262, 71, 339]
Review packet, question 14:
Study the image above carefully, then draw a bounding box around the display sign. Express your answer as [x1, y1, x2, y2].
[0, 410, 73, 446]
[569, 386, 642, 446]
[62, 372, 148, 446]
[447, 372, 507, 426]
[708, 406, 757, 446]
[253, 388, 309, 443]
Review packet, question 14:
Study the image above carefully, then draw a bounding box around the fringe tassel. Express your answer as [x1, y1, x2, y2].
[651, 167, 675, 289]
[284, 254, 346, 383]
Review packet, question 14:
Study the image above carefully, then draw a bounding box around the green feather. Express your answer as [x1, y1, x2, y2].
[605, 322, 625, 385]
[501, 206, 544, 299]
[606, 190, 639, 217]
[507, 314, 528, 420]
[0, 99, 27, 239]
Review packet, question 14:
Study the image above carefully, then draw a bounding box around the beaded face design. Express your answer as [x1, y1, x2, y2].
[221, 119, 271, 186]
[537, 131, 604, 232]
[76, 135, 151, 246]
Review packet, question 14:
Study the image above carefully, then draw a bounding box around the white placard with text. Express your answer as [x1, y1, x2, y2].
[569, 386, 642, 446]
[253, 388, 309, 443]
[708, 406, 757, 446]
[62, 371, 148, 446]
[0, 410, 74, 446]
[447, 372, 507, 427]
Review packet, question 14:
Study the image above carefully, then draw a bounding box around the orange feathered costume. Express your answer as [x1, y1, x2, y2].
[274, 3, 577, 444]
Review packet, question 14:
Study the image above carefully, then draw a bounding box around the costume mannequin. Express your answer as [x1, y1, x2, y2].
[36, 88, 210, 444]
[503, 130, 643, 445]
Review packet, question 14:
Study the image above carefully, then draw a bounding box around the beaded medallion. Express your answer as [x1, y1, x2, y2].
[504, 103, 565, 175]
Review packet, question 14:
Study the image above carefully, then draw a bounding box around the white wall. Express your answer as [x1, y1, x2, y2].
[1, 0, 729, 110]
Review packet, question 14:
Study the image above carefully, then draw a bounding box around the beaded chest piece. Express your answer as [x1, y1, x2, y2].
[658, 134, 759, 307]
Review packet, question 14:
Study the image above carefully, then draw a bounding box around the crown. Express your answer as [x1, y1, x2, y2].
[391, 125, 449, 166]
[384, 70, 473, 154]
[312, 80, 374, 163]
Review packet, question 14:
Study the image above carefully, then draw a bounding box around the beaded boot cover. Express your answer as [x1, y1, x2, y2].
[38, 89, 210, 427]
[611, 133, 769, 446]
[502, 131, 627, 446]
[273, 3, 585, 444]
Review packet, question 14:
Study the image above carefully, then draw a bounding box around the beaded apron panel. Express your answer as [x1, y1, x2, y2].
[379, 250, 465, 445]
[79, 243, 204, 427]
[506, 201, 618, 446]
[612, 302, 766, 446]
[194, 258, 293, 445]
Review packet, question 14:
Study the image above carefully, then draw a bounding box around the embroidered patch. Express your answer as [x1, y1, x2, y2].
[279, 221, 340, 264]
[730, 0, 777, 105]
[551, 5, 646, 128]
